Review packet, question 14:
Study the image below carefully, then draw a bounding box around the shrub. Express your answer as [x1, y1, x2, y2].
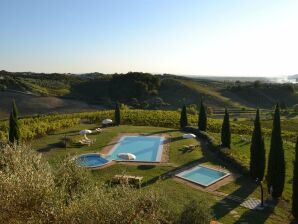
[293, 104, 298, 113]
[206, 107, 213, 115]
[0, 144, 167, 223]
[186, 104, 198, 115]
[179, 198, 213, 224]
[0, 109, 296, 142]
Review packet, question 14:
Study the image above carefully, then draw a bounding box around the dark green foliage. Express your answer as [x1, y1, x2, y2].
[9, 100, 20, 143]
[114, 102, 121, 125]
[250, 109, 265, 181]
[180, 105, 188, 129]
[179, 198, 213, 224]
[267, 104, 285, 199]
[221, 108, 231, 148]
[73, 72, 160, 104]
[292, 137, 298, 219]
[198, 100, 207, 131]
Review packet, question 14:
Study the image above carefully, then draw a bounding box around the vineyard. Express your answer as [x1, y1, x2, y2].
[0, 109, 296, 142]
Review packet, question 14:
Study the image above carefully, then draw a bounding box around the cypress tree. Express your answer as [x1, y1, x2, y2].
[292, 137, 298, 220]
[221, 108, 231, 148]
[198, 100, 207, 131]
[180, 105, 188, 129]
[267, 104, 285, 199]
[9, 100, 20, 143]
[250, 109, 266, 181]
[114, 102, 121, 125]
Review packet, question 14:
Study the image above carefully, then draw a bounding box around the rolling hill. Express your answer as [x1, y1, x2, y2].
[0, 70, 297, 118]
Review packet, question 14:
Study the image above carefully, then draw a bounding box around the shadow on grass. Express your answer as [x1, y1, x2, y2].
[37, 142, 66, 152]
[197, 138, 276, 223]
[178, 147, 195, 154]
[170, 136, 184, 142]
[234, 202, 276, 224]
[211, 178, 258, 220]
[142, 129, 178, 136]
[50, 130, 81, 136]
[137, 165, 156, 170]
[142, 157, 208, 188]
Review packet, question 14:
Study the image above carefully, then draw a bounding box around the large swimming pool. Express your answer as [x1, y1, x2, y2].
[176, 165, 229, 187]
[106, 135, 164, 162]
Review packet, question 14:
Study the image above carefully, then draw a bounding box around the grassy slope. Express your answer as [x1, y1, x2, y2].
[32, 124, 291, 223]
[0, 91, 104, 119]
[178, 79, 244, 108]
[209, 132, 295, 201]
[221, 87, 298, 109]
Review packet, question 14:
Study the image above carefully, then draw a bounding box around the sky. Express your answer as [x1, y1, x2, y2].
[0, 0, 298, 76]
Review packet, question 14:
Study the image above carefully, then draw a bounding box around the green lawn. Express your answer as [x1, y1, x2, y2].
[32, 124, 292, 223]
[209, 132, 295, 202]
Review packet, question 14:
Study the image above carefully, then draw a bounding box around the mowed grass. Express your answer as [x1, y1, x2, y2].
[209, 132, 296, 202]
[32, 124, 292, 223]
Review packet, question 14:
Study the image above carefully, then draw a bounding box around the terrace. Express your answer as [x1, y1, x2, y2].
[31, 123, 288, 223]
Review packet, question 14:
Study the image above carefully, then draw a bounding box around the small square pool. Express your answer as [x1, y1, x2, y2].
[176, 165, 229, 187]
[106, 135, 164, 162]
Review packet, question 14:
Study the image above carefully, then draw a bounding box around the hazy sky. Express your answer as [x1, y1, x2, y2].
[0, 0, 297, 76]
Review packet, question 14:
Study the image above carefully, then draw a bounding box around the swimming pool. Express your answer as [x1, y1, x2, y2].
[76, 153, 111, 168]
[176, 165, 229, 187]
[107, 135, 164, 162]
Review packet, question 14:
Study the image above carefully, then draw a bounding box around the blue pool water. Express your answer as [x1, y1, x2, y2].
[107, 136, 164, 162]
[76, 154, 110, 168]
[176, 166, 229, 187]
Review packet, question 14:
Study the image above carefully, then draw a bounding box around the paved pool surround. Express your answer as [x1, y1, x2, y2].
[101, 133, 170, 163]
[176, 165, 230, 187]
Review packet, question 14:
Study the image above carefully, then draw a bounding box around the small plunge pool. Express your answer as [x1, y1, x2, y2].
[76, 153, 111, 168]
[176, 165, 229, 187]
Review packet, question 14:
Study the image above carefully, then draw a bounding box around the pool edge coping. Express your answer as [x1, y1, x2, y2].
[175, 164, 231, 187]
[74, 153, 113, 169]
[101, 132, 170, 163]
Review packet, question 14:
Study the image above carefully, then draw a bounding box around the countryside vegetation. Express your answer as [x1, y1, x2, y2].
[0, 72, 298, 223]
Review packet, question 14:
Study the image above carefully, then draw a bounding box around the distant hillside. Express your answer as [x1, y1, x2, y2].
[221, 81, 297, 108]
[288, 74, 298, 80]
[1, 70, 297, 118]
[0, 91, 103, 119]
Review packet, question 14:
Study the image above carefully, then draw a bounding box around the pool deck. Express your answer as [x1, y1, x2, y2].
[87, 160, 116, 170]
[100, 133, 170, 164]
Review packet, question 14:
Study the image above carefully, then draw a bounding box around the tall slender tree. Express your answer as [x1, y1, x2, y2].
[114, 102, 121, 126]
[250, 109, 266, 181]
[180, 105, 188, 129]
[221, 108, 231, 148]
[198, 100, 207, 131]
[292, 137, 298, 220]
[9, 100, 20, 143]
[267, 104, 285, 199]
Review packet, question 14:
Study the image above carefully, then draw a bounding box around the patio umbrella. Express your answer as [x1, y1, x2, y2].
[79, 129, 92, 135]
[182, 133, 196, 139]
[117, 153, 136, 160]
[79, 129, 92, 139]
[102, 119, 113, 125]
